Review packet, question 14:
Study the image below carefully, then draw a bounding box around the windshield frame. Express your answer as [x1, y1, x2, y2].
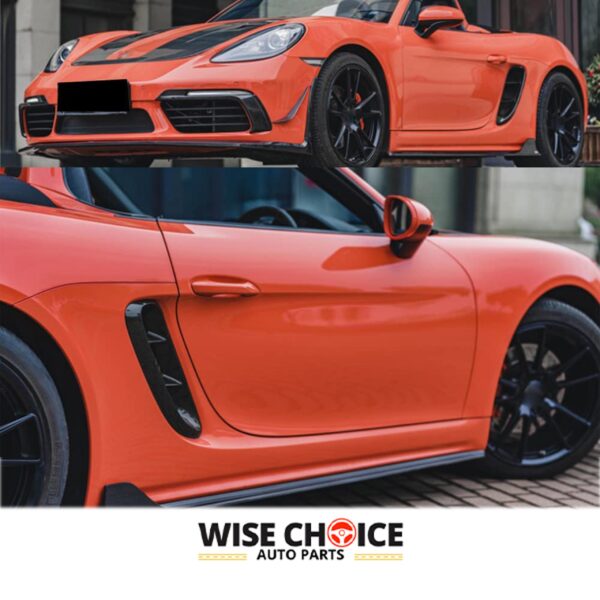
[209, 0, 403, 25]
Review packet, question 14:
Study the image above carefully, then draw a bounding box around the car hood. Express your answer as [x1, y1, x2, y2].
[73, 19, 284, 66]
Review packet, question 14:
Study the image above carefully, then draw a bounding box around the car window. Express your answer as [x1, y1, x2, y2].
[403, 0, 459, 27]
[85, 168, 381, 234]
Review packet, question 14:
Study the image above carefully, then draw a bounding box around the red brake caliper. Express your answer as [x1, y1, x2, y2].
[355, 93, 365, 130]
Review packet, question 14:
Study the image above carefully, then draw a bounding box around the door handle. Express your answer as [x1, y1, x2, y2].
[191, 277, 261, 299]
[487, 54, 507, 65]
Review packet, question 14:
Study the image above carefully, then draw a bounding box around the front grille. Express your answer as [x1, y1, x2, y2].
[21, 104, 56, 137]
[161, 96, 251, 133]
[497, 66, 526, 125]
[56, 110, 154, 135]
[126, 301, 201, 439]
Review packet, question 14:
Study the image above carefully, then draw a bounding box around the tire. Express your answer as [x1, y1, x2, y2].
[309, 52, 387, 167]
[513, 72, 584, 167]
[0, 328, 69, 506]
[476, 299, 600, 479]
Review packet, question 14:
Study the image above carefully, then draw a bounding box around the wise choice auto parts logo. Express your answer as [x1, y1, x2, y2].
[197, 518, 404, 562]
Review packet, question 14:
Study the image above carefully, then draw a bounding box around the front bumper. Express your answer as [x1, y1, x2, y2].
[20, 55, 318, 161]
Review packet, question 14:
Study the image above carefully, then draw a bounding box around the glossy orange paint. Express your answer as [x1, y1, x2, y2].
[21, 0, 587, 161]
[1, 168, 599, 506]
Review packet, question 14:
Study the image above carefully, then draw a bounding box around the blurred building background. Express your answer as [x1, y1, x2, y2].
[360, 167, 599, 260]
[461, 0, 600, 68]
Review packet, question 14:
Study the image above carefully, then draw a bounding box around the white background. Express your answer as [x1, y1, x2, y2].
[1, 508, 598, 598]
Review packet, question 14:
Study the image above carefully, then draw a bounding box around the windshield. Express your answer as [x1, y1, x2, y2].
[212, 0, 401, 24]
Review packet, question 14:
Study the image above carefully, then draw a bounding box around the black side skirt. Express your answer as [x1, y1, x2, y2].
[103, 450, 484, 508]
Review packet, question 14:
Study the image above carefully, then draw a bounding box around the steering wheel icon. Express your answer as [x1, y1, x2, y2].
[327, 518, 357, 548]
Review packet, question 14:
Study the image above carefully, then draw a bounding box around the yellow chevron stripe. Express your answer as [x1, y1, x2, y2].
[198, 553, 248, 561]
[354, 554, 404, 561]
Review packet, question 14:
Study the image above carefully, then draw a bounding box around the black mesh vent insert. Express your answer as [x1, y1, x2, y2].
[497, 66, 526, 125]
[22, 104, 56, 137]
[161, 96, 251, 133]
[56, 110, 154, 135]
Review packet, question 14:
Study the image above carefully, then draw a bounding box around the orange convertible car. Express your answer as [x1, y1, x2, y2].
[20, 0, 588, 167]
[1, 167, 600, 507]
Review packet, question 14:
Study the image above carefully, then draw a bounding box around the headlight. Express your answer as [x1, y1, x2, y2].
[44, 39, 79, 73]
[212, 24, 305, 63]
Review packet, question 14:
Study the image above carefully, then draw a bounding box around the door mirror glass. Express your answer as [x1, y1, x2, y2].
[415, 6, 466, 38]
[384, 196, 434, 258]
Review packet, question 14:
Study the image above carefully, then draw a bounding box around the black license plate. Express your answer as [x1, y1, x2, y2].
[58, 80, 131, 113]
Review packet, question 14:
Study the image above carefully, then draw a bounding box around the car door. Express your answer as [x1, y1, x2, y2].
[400, 1, 509, 131]
[159, 194, 477, 438]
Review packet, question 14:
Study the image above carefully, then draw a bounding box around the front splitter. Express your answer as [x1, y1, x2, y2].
[20, 139, 311, 164]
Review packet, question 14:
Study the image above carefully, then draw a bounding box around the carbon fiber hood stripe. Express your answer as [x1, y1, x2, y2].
[74, 21, 274, 65]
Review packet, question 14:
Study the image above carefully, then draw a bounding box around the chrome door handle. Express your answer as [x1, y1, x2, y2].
[487, 54, 507, 65]
[191, 277, 261, 299]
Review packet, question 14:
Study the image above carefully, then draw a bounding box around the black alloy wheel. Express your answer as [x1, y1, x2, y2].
[0, 328, 69, 506]
[545, 83, 583, 166]
[326, 66, 384, 165]
[309, 53, 387, 167]
[482, 300, 600, 478]
[514, 72, 584, 167]
[0, 360, 46, 506]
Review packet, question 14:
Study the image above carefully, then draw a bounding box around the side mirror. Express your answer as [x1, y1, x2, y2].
[384, 196, 434, 258]
[416, 6, 466, 38]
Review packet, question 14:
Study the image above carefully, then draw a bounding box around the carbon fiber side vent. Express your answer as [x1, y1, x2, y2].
[126, 301, 201, 439]
[497, 66, 526, 125]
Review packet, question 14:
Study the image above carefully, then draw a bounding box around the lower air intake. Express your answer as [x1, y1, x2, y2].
[21, 104, 56, 137]
[56, 110, 154, 135]
[161, 96, 252, 133]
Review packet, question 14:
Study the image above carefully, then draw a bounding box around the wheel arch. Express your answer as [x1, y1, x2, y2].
[542, 66, 586, 110]
[533, 285, 600, 325]
[0, 301, 89, 505]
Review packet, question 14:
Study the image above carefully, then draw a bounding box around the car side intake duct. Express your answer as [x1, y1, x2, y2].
[125, 301, 201, 438]
[497, 66, 526, 125]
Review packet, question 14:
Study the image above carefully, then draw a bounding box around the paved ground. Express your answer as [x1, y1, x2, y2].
[254, 442, 599, 508]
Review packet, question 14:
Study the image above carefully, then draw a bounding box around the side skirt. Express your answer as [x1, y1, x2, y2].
[103, 450, 485, 508]
[388, 138, 539, 159]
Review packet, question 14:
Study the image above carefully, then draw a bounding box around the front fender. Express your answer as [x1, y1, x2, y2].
[432, 235, 600, 421]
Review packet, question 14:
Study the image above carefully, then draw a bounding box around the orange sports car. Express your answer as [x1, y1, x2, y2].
[20, 0, 587, 168]
[1, 166, 599, 507]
